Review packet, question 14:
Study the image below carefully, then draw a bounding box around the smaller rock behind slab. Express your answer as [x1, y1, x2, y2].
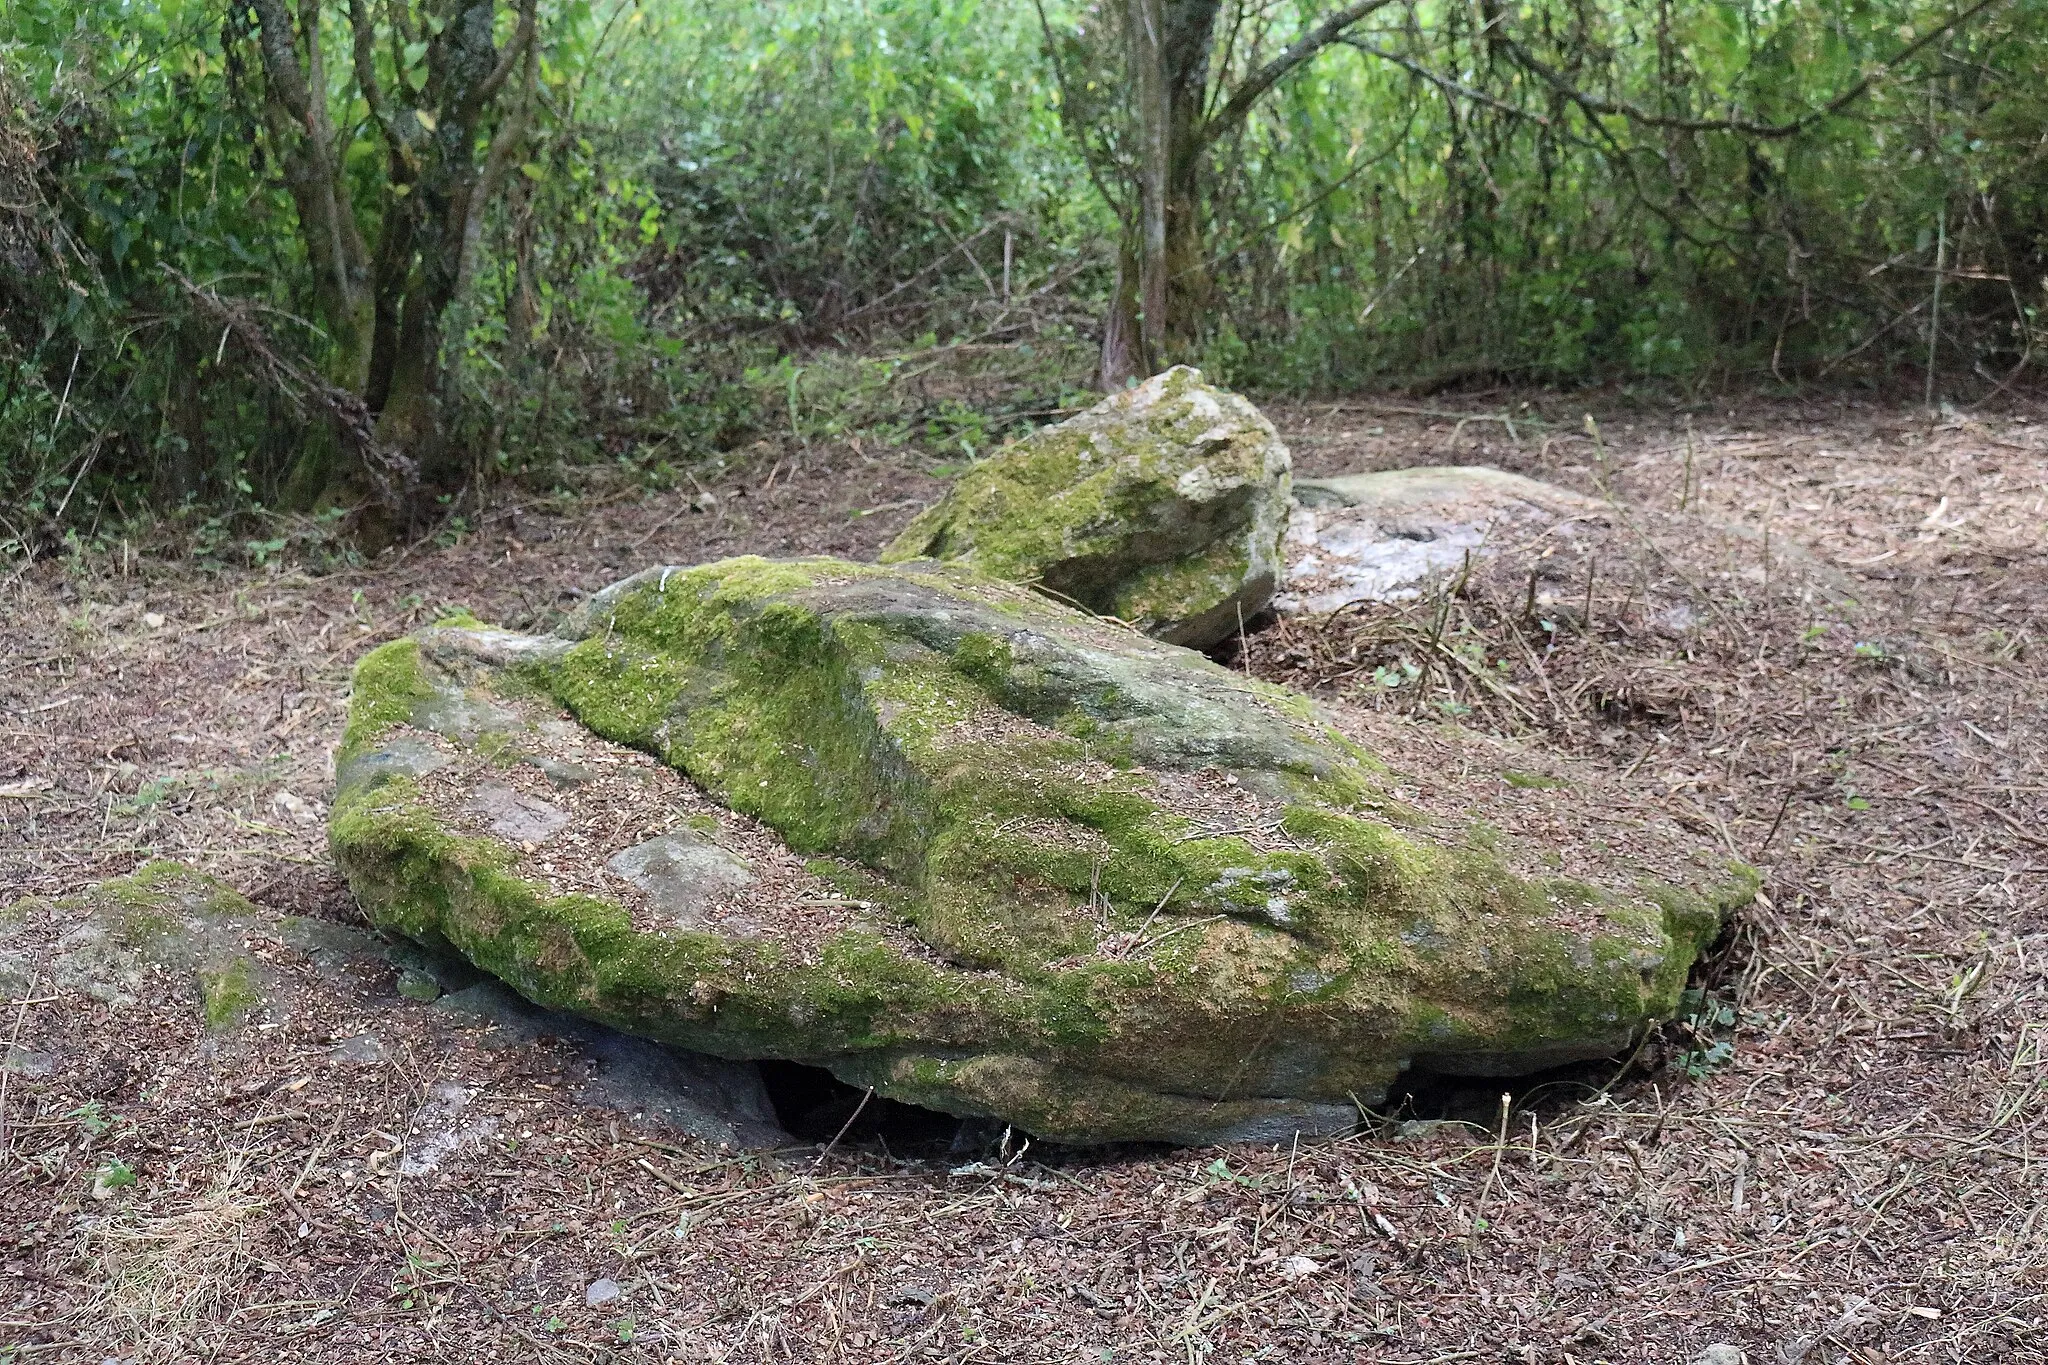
[1278, 466, 1603, 615]
[882, 366, 1291, 649]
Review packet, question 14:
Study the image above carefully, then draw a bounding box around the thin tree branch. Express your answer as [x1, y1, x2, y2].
[298, 0, 336, 146]
[475, 0, 540, 110]
[247, 0, 314, 124]
[1341, 36, 1551, 125]
[1501, 0, 2012, 139]
[1202, 0, 1398, 144]
[162, 268, 413, 508]
[461, 40, 538, 293]
[1203, 99, 1419, 269]
[347, 0, 399, 146]
[1032, 0, 1134, 227]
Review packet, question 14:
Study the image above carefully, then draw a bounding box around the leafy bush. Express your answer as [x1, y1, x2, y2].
[4, 0, 2043, 548]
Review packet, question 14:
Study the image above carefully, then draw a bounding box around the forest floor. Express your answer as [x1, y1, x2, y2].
[1, 385, 2044, 1364]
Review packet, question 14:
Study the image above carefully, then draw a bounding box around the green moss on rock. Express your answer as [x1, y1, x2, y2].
[198, 956, 261, 1029]
[341, 639, 437, 759]
[330, 555, 1756, 1143]
[881, 367, 1292, 649]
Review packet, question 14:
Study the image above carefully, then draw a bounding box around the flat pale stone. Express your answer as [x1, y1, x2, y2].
[465, 784, 571, 843]
[1278, 466, 1603, 615]
[606, 831, 754, 928]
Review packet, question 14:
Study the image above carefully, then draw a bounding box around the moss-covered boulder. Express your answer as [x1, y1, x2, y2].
[330, 556, 1753, 1144]
[880, 366, 1291, 649]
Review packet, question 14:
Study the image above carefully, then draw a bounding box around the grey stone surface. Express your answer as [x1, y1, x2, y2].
[328, 1034, 390, 1065]
[1278, 466, 1602, 614]
[466, 783, 571, 843]
[606, 831, 754, 928]
[334, 736, 449, 798]
[437, 981, 788, 1150]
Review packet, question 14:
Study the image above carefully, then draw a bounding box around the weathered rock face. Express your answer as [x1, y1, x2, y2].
[1277, 466, 1605, 615]
[881, 367, 1291, 649]
[331, 557, 1753, 1144]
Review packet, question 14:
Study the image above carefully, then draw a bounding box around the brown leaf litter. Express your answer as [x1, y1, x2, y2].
[1, 392, 2043, 1363]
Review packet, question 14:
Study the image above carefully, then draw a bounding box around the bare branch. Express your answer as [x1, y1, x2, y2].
[1341, 36, 1550, 125]
[163, 268, 414, 508]
[347, 0, 399, 145]
[297, 0, 338, 146]
[1202, 0, 1397, 144]
[1031, 0, 1133, 227]
[475, 0, 540, 110]
[247, 0, 314, 124]
[461, 39, 538, 293]
[1501, 0, 2013, 139]
[387, 0, 418, 51]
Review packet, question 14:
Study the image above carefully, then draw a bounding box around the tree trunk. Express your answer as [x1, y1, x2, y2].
[1089, 0, 1383, 385]
[369, 0, 536, 502]
[249, 0, 373, 393]
[1161, 0, 1218, 354]
[1109, 0, 1219, 386]
[1100, 238, 1145, 388]
[250, 0, 378, 514]
[166, 319, 210, 500]
[1127, 0, 1171, 370]
[247, 0, 535, 524]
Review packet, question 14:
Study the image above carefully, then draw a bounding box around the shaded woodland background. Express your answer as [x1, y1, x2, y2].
[2, 0, 2044, 551]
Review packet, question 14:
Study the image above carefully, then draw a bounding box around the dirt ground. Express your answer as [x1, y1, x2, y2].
[1, 389, 2043, 1364]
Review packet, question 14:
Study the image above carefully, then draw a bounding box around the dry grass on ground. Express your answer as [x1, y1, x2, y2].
[1, 391, 2044, 1364]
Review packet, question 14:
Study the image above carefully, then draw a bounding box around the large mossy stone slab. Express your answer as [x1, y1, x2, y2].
[880, 366, 1291, 649]
[330, 556, 1754, 1144]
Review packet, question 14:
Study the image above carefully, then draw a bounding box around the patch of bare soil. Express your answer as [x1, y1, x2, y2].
[3, 394, 2045, 1363]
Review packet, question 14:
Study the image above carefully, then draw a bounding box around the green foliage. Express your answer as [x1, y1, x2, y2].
[1, 0, 304, 535]
[92, 1158, 139, 1193]
[197, 956, 262, 1028]
[1197, 0, 2048, 389]
[5, 0, 2043, 548]
[69, 1101, 117, 1136]
[1673, 986, 1739, 1078]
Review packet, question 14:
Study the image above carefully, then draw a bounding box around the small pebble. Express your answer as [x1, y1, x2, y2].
[396, 968, 443, 1003]
[586, 1278, 622, 1307]
[1691, 1347, 1744, 1365]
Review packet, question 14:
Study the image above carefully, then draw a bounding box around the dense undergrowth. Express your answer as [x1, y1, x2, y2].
[2, 0, 2044, 556]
